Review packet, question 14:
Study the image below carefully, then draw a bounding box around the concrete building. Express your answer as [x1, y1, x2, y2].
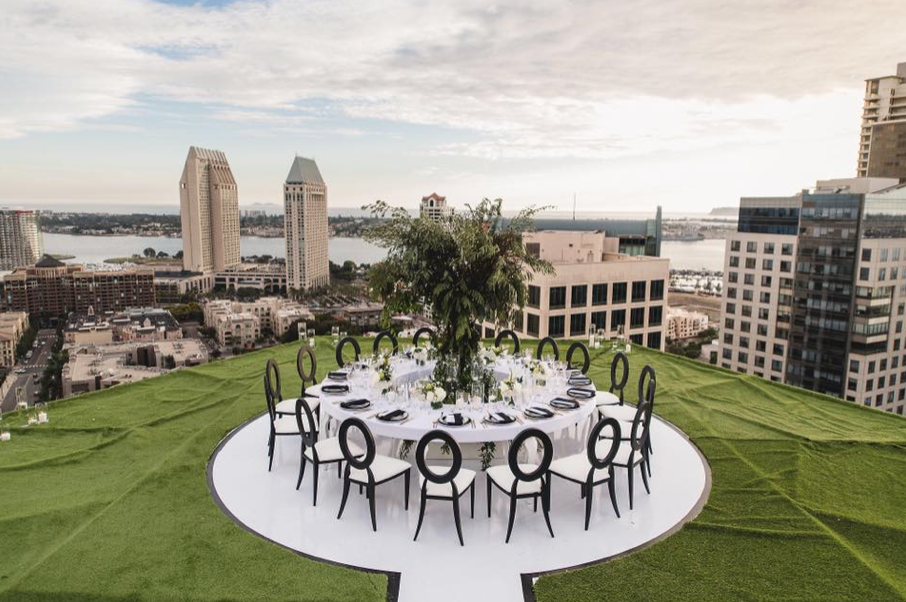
[179, 147, 241, 273]
[0, 256, 155, 317]
[718, 177, 906, 415]
[153, 268, 215, 304]
[0, 312, 28, 368]
[62, 339, 207, 397]
[204, 301, 260, 349]
[859, 61, 906, 181]
[284, 156, 329, 291]
[420, 193, 450, 222]
[215, 264, 287, 294]
[666, 308, 709, 340]
[0, 209, 42, 271]
[485, 231, 669, 349]
[336, 302, 384, 329]
[64, 308, 182, 346]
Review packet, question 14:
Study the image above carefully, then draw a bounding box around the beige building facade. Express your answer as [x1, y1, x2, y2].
[0, 209, 42, 271]
[666, 308, 709, 340]
[179, 147, 241, 273]
[284, 156, 329, 291]
[485, 231, 668, 350]
[0, 312, 28, 368]
[420, 193, 450, 222]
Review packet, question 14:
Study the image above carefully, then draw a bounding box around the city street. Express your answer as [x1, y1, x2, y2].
[0, 329, 57, 413]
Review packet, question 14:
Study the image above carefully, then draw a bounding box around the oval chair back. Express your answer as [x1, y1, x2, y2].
[535, 336, 560, 361]
[263, 372, 277, 422]
[588, 418, 621, 472]
[373, 330, 399, 356]
[629, 399, 653, 455]
[265, 358, 282, 405]
[336, 336, 361, 368]
[638, 364, 656, 408]
[566, 341, 591, 374]
[413, 327, 436, 348]
[296, 344, 318, 397]
[508, 428, 553, 494]
[338, 417, 377, 480]
[416, 430, 462, 493]
[295, 397, 318, 451]
[609, 352, 629, 403]
[494, 329, 521, 354]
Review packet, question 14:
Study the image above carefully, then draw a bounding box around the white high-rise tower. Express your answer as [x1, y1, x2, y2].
[284, 156, 329, 291]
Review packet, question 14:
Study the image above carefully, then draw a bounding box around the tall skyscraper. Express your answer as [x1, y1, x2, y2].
[718, 177, 906, 414]
[179, 147, 241, 273]
[420, 192, 450, 222]
[858, 61, 906, 181]
[0, 209, 42, 270]
[284, 156, 329, 291]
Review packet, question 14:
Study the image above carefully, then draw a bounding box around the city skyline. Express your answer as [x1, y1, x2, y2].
[1, 1, 906, 213]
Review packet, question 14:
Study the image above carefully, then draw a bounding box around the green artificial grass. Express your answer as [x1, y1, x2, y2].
[0, 338, 904, 602]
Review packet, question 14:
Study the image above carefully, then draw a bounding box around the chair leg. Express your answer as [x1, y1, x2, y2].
[296, 454, 307, 490]
[542, 483, 554, 538]
[268, 437, 275, 472]
[312, 462, 320, 506]
[628, 466, 635, 510]
[640, 462, 650, 494]
[470, 483, 475, 519]
[337, 477, 351, 519]
[505, 496, 517, 544]
[533, 496, 538, 513]
[584, 483, 593, 531]
[367, 483, 377, 532]
[404, 470, 410, 511]
[486, 476, 492, 518]
[608, 475, 621, 518]
[413, 491, 427, 542]
[452, 495, 464, 546]
[337, 462, 342, 478]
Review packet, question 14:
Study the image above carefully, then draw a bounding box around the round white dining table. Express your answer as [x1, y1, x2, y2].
[309, 357, 598, 444]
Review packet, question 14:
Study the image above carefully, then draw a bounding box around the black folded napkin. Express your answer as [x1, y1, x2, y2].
[525, 406, 554, 419]
[569, 376, 592, 386]
[328, 371, 348, 381]
[492, 412, 515, 424]
[550, 397, 580, 410]
[442, 412, 465, 426]
[321, 384, 350, 394]
[340, 398, 370, 410]
[567, 387, 595, 399]
[377, 409, 406, 421]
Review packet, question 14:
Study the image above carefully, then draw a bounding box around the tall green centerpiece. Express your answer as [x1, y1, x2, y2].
[364, 198, 552, 395]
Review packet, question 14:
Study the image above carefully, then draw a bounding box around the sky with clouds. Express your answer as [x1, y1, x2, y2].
[1, 0, 905, 213]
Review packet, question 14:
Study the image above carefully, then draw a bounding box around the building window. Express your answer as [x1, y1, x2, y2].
[630, 307, 645, 329]
[549, 286, 566, 309]
[631, 281, 647, 302]
[570, 313, 587, 336]
[762, 259, 773, 270]
[591, 283, 608, 306]
[860, 267, 870, 280]
[850, 360, 860, 373]
[862, 248, 872, 261]
[648, 305, 663, 327]
[571, 285, 587, 307]
[731, 240, 741, 252]
[746, 241, 757, 253]
[744, 274, 755, 285]
[728, 272, 739, 283]
[612, 282, 627, 304]
[527, 285, 541, 308]
[650, 280, 664, 301]
[772, 359, 782, 372]
[591, 311, 606, 330]
[782, 243, 793, 256]
[726, 303, 736, 314]
[723, 348, 732, 360]
[611, 309, 626, 329]
[630, 334, 643, 345]
[764, 243, 775, 254]
[780, 261, 791, 273]
[729, 256, 740, 268]
[526, 313, 540, 337]
[646, 332, 661, 350]
[548, 315, 565, 338]
[745, 257, 757, 269]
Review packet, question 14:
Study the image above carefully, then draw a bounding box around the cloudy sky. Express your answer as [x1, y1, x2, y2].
[1, 0, 905, 213]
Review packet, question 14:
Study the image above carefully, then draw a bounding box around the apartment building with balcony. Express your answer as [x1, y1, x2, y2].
[485, 230, 669, 350]
[718, 177, 906, 414]
[859, 61, 906, 181]
[0, 209, 42, 270]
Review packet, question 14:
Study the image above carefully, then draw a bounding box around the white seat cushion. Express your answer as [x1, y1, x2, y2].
[273, 414, 314, 434]
[595, 391, 623, 406]
[304, 437, 362, 463]
[487, 463, 543, 495]
[549, 453, 612, 484]
[275, 396, 320, 414]
[600, 404, 642, 422]
[612, 440, 644, 467]
[348, 455, 410, 484]
[419, 466, 476, 498]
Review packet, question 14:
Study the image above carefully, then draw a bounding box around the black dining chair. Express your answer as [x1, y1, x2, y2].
[372, 330, 399, 356]
[413, 430, 476, 546]
[266, 353, 320, 418]
[337, 418, 411, 532]
[494, 329, 521, 354]
[535, 336, 560, 361]
[548, 417, 622, 530]
[335, 336, 361, 368]
[412, 327, 436, 348]
[596, 351, 629, 408]
[295, 398, 362, 505]
[612, 399, 653, 510]
[486, 428, 554, 543]
[565, 341, 591, 374]
[264, 367, 305, 472]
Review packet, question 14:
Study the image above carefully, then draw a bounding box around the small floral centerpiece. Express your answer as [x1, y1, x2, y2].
[479, 344, 500, 366]
[371, 352, 394, 394]
[499, 373, 522, 406]
[412, 346, 429, 366]
[529, 360, 548, 387]
[418, 379, 447, 410]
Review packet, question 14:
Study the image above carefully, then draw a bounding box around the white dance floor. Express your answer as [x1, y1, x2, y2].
[209, 413, 709, 602]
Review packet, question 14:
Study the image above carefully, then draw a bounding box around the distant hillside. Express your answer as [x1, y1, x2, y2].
[709, 206, 738, 217]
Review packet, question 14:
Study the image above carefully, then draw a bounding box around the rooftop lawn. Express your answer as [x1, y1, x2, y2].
[1, 339, 905, 602]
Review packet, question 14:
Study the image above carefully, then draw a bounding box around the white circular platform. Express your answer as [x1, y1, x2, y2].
[209, 413, 710, 602]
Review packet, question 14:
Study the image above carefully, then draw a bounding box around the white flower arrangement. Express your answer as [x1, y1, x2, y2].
[412, 346, 429, 365]
[479, 345, 499, 365]
[418, 379, 447, 408]
[529, 360, 548, 377]
[371, 352, 393, 386]
[500, 374, 522, 395]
